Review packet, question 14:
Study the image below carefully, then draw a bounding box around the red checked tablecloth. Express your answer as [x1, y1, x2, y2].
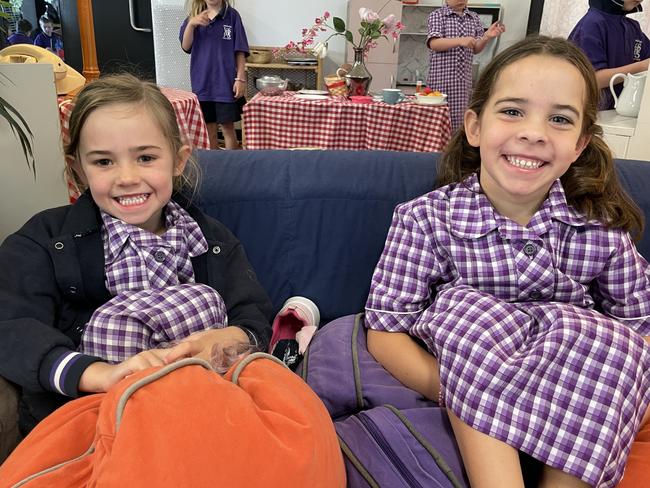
[242, 92, 452, 152]
[58, 87, 210, 151]
[58, 86, 210, 201]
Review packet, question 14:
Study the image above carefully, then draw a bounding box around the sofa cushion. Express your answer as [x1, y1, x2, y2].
[196, 150, 440, 321]
[195, 149, 650, 322]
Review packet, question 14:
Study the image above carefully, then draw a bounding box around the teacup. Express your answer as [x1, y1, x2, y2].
[382, 88, 404, 105]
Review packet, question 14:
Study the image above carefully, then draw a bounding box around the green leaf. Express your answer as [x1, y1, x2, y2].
[0, 95, 36, 178]
[345, 30, 354, 43]
[333, 17, 346, 33]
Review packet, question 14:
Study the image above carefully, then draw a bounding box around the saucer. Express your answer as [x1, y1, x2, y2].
[298, 89, 330, 96]
[295, 94, 329, 100]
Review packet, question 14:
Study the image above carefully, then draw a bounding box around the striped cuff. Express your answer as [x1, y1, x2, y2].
[237, 326, 259, 349]
[40, 347, 102, 397]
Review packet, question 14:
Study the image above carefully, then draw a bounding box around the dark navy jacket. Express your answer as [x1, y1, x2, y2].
[0, 192, 272, 433]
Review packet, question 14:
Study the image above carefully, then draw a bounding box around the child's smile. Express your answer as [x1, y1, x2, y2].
[114, 193, 151, 207]
[504, 155, 546, 170]
[464, 54, 590, 224]
[75, 103, 188, 235]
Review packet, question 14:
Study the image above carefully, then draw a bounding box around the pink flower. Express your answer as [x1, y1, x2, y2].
[280, 7, 403, 58]
[359, 8, 379, 22]
[381, 14, 397, 31]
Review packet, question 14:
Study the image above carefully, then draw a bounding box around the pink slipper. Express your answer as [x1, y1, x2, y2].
[268, 296, 320, 354]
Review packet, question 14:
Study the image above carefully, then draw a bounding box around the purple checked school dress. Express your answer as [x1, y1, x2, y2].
[365, 174, 650, 487]
[80, 201, 228, 363]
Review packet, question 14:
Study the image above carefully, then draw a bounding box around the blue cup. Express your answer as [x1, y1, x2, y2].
[382, 88, 404, 105]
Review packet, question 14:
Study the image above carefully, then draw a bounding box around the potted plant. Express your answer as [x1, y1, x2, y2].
[1, 0, 36, 177]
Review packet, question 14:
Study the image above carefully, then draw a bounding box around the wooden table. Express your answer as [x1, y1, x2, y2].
[242, 92, 452, 152]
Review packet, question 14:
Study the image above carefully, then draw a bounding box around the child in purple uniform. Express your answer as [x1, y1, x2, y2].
[0, 74, 272, 437]
[366, 36, 650, 488]
[180, 0, 248, 150]
[569, 0, 650, 110]
[6, 19, 33, 45]
[33, 15, 63, 58]
[426, 0, 505, 132]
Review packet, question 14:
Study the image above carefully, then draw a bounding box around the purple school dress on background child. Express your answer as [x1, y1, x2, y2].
[365, 174, 650, 487]
[33, 30, 63, 55]
[7, 32, 33, 45]
[426, 3, 485, 132]
[179, 5, 248, 107]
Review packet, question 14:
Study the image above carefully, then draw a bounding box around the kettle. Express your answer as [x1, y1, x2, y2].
[609, 71, 647, 117]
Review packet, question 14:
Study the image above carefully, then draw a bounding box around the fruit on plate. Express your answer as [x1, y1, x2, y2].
[428, 90, 443, 97]
[422, 87, 433, 95]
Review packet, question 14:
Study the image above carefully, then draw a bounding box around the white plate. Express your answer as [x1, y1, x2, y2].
[414, 97, 447, 106]
[295, 94, 330, 100]
[298, 89, 330, 96]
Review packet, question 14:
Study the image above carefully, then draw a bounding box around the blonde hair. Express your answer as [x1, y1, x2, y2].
[185, 0, 230, 17]
[64, 73, 201, 199]
[438, 35, 644, 240]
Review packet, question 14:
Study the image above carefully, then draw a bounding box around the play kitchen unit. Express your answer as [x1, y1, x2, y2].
[599, 70, 650, 160]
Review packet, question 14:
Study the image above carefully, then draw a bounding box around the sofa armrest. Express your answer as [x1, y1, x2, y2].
[0, 376, 21, 464]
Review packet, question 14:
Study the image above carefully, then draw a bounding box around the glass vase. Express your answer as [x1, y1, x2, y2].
[346, 47, 372, 96]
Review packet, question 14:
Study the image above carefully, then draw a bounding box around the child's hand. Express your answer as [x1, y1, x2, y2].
[485, 21, 506, 39]
[189, 11, 211, 28]
[163, 326, 250, 364]
[233, 79, 246, 98]
[460, 36, 476, 49]
[78, 349, 168, 393]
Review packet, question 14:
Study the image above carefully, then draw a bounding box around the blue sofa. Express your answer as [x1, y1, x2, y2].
[2, 149, 650, 466]
[195, 149, 650, 321]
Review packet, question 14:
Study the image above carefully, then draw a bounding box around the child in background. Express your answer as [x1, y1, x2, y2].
[365, 36, 650, 488]
[426, 0, 505, 132]
[33, 15, 63, 58]
[568, 0, 649, 111]
[6, 19, 33, 45]
[0, 73, 272, 435]
[180, 0, 248, 150]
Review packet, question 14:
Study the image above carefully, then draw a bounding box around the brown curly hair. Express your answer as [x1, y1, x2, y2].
[438, 35, 643, 240]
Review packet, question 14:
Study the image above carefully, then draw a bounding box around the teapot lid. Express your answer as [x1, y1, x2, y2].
[259, 75, 284, 82]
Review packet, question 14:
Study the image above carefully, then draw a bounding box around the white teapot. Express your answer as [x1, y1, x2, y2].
[609, 71, 647, 118]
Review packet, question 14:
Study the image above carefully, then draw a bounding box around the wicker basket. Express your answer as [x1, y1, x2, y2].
[324, 74, 348, 97]
[248, 49, 272, 64]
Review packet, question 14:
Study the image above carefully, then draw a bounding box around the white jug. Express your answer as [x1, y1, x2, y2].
[609, 71, 647, 117]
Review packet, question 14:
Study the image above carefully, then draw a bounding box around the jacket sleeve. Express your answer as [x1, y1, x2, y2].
[220, 238, 274, 350]
[0, 230, 100, 396]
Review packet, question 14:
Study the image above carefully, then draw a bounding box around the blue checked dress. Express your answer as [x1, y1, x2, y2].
[426, 5, 485, 132]
[365, 174, 650, 487]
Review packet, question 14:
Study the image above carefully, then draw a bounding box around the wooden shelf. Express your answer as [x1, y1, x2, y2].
[246, 62, 319, 70]
[245, 47, 324, 94]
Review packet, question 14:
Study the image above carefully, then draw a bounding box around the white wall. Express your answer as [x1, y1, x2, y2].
[0, 64, 69, 242]
[154, 0, 532, 89]
[153, 0, 350, 88]
[235, 0, 349, 77]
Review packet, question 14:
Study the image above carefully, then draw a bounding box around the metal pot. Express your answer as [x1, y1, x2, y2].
[255, 76, 288, 96]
